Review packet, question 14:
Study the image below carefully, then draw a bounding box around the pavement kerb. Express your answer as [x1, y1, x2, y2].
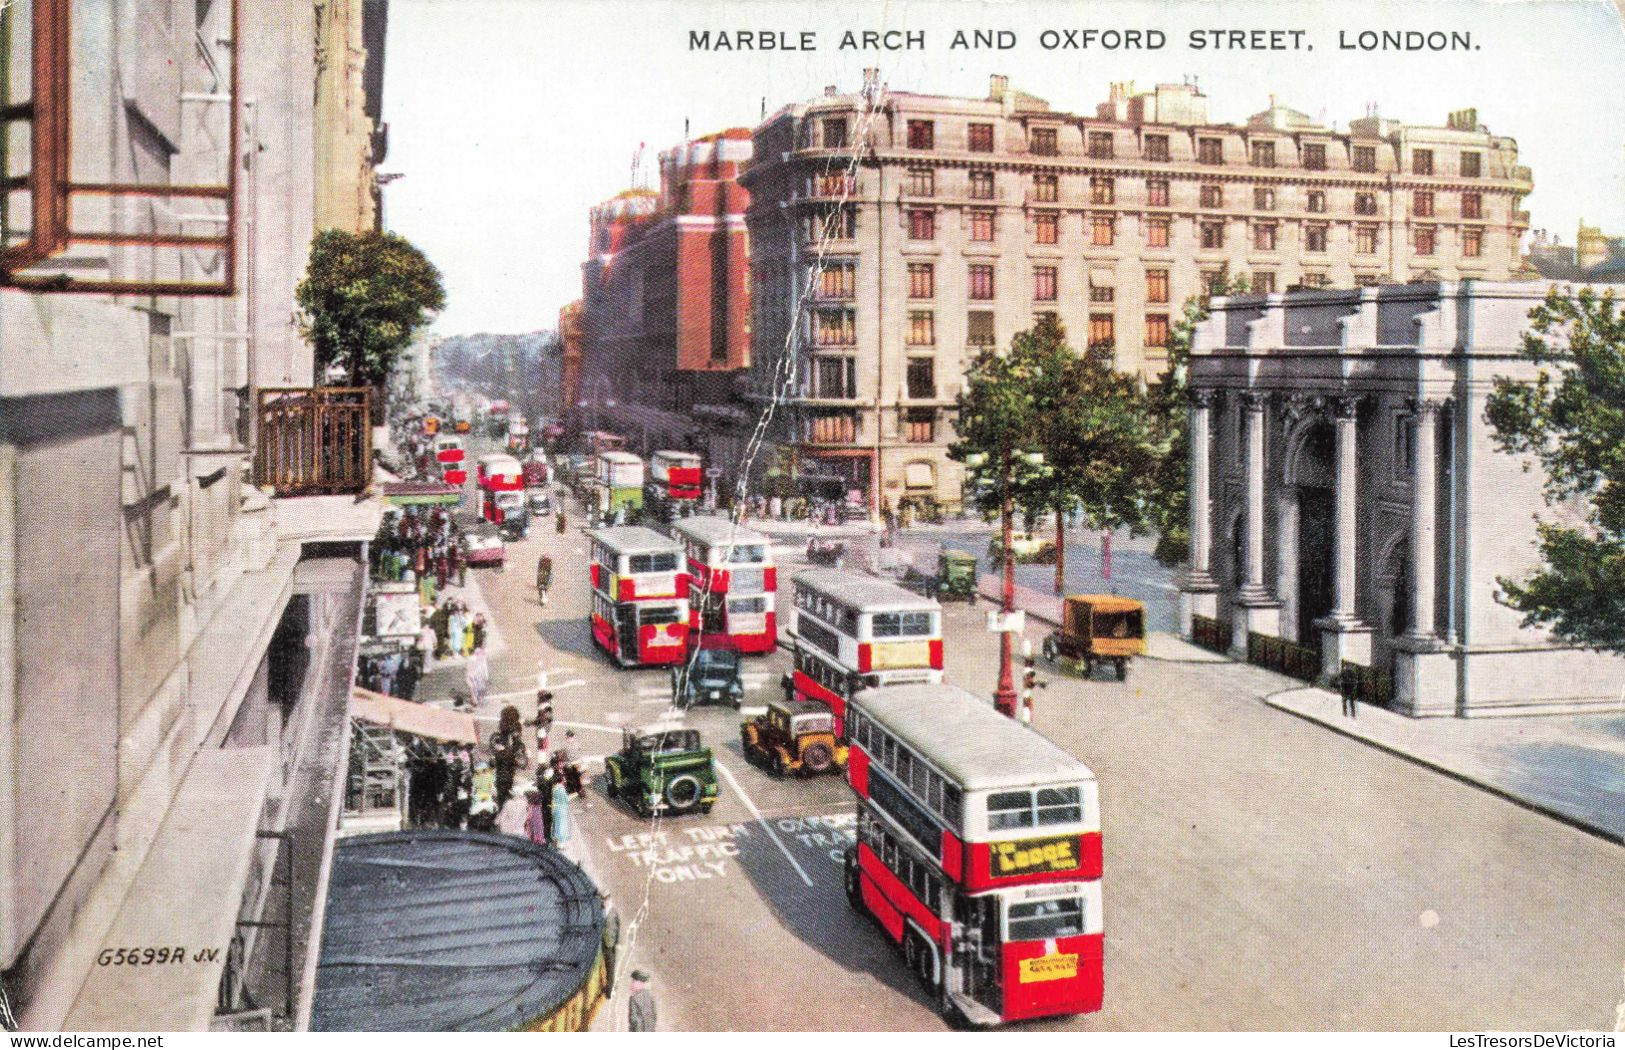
[1263, 687, 1625, 847]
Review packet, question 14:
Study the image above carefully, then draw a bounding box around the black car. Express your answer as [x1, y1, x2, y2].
[672, 646, 745, 708]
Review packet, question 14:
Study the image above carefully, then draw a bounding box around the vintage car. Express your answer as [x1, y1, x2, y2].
[527, 488, 552, 516]
[671, 646, 745, 708]
[461, 521, 506, 569]
[603, 723, 718, 817]
[740, 698, 847, 778]
[1041, 594, 1147, 680]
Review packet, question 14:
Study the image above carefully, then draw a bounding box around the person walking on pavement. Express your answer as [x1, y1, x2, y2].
[532, 691, 554, 756]
[471, 612, 488, 652]
[536, 553, 553, 606]
[453, 541, 468, 588]
[489, 704, 528, 808]
[448, 603, 467, 660]
[600, 896, 621, 994]
[522, 783, 549, 846]
[464, 644, 490, 710]
[1341, 670, 1358, 719]
[555, 509, 567, 534]
[416, 621, 436, 675]
[627, 970, 656, 1032]
[550, 775, 572, 850]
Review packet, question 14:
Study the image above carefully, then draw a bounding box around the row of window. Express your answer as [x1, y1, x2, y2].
[872, 610, 936, 638]
[849, 706, 966, 829]
[857, 804, 944, 912]
[794, 586, 862, 634]
[590, 592, 685, 626]
[820, 115, 1490, 177]
[589, 543, 681, 577]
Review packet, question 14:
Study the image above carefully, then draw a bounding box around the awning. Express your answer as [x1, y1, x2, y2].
[905, 461, 936, 489]
[351, 688, 479, 746]
[63, 747, 278, 1031]
[381, 481, 462, 507]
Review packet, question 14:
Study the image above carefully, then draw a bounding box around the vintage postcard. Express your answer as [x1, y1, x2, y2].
[1, 0, 1623, 1038]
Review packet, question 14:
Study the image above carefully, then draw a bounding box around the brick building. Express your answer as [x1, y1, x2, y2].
[742, 72, 1533, 514]
[577, 130, 752, 466]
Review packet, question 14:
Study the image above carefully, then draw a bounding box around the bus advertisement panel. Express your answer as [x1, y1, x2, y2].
[672, 517, 777, 654]
[842, 683, 1103, 1026]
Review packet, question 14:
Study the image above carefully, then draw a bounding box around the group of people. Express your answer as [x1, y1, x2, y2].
[374, 505, 470, 606]
[484, 700, 586, 850]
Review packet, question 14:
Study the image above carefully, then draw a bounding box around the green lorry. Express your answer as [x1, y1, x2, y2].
[603, 723, 719, 818]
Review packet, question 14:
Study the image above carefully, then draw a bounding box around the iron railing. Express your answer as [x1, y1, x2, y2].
[254, 387, 371, 496]
[1247, 632, 1322, 683]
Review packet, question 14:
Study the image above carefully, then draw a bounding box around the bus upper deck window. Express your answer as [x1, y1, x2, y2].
[1036, 786, 1082, 825]
[987, 790, 1035, 831]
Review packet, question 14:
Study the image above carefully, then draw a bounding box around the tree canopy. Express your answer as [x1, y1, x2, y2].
[1484, 286, 1625, 650]
[297, 229, 446, 388]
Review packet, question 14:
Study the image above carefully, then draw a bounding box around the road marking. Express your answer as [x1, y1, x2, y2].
[738, 706, 767, 717]
[485, 689, 540, 704]
[555, 720, 627, 735]
[637, 686, 670, 698]
[550, 679, 588, 689]
[713, 760, 814, 888]
[742, 674, 770, 686]
[638, 697, 674, 706]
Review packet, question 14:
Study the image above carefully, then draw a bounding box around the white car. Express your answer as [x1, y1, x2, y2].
[527, 488, 552, 516]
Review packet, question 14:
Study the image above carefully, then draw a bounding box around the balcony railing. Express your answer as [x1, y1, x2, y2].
[254, 387, 372, 496]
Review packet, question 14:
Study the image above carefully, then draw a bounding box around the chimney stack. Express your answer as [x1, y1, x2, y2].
[989, 73, 1009, 100]
[862, 66, 881, 100]
[824, 84, 837, 97]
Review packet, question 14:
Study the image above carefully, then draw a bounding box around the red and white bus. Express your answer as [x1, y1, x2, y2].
[435, 434, 467, 486]
[789, 569, 942, 734]
[843, 682, 1103, 1026]
[587, 526, 689, 668]
[475, 453, 525, 525]
[647, 450, 703, 515]
[671, 517, 777, 655]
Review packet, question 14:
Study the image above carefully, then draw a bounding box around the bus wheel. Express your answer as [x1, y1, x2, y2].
[843, 853, 862, 909]
[903, 932, 933, 987]
[1116, 659, 1128, 682]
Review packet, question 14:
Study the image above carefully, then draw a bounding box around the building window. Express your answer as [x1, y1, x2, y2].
[1091, 215, 1115, 246]
[1198, 137, 1224, 165]
[1034, 213, 1058, 245]
[1415, 227, 1437, 255]
[1414, 191, 1434, 218]
[813, 172, 855, 197]
[968, 264, 995, 300]
[908, 209, 936, 240]
[812, 356, 857, 398]
[908, 120, 935, 150]
[1200, 222, 1225, 249]
[1251, 141, 1276, 168]
[1356, 226, 1378, 254]
[819, 261, 856, 298]
[1463, 228, 1483, 257]
[1147, 179, 1170, 207]
[906, 357, 935, 399]
[968, 122, 995, 153]
[1200, 184, 1224, 208]
[806, 205, 856, 239]
[1089, 177, 1115, 205]
[1412, 148, 1434, 175]
[1305, 225, 1328, 252]
[1088, 313, 1115, 353]
[1032, 174, 1058, 203]
[906, 311, 935, 346]
[1030, 127, 1058, 156]
[967, 311, 996, 346]
[808, 412, 858, 444]
[1145, 314, 1170, 348]
[1355, 272, 1382, 288]
[1303, 143, 1326, 170]
[1252, 271, 1276, 295]
[814, 308, 856, 346]
[908, 167, 935, 196]
[1146, 218, 1171, 248]
[1033, 266, 1058, 301]
[1144, 134, 1170, 162]
[1201, 270, 1227, 296]
[823, 118, 849, 149]
[970, 209, 995, 242]
[1353, 145, 1377, 173]
[1462, 192, 1482, 219]
[1253, 223, 1277, 251]
[904, 408, 936, 443]
[1146, 268, 1169, 304]
[1300, 272, 1330, 289]
[908, 262, 935, 298]
[1460, 151, 1482, 178]
[1089, 284, 1114, 304]
[1307, 190, 1327, 213]
[969, 170, 996, 200]
[1254, 187, 1276, 211]
[1394, 416, 1415, 477]
[1355, 192, 1378, 216]
[1088, 131, 1115, 159]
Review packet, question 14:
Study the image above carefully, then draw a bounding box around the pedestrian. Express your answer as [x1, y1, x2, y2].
[430, 601, 452, 659]
[490, 705, 528, 808]
[448, 603, 467, 659]
[434, 548, 449, 591]
[600, 896, 621, 995]
[550, 775, 572, 848]
[416, 621, 436, 675]
[462, 603, 477, 656]
[1341, 670, 1358, 719]
[556, 509, 567, 534]
[464, 645, 490, 709]
[627, 969, 656, 1032]
[471, 612, 488, 652]
[536, 554, 553, 606]
[551, 728, 575, 780]
[468, 761, 498, 832]
[532, 691, 554, 753]
[453, 543, 468, 588]
[522, 784, 549, 846]
[419, 567, 436, 608]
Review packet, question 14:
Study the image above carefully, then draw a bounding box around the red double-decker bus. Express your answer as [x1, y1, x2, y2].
[587, 526, 689, 668]
[671, 517, 777, 655]
[435, 434, 467, 486]
[789, 570, 942, 735]
[648, 450, 703, 511]
[843, 683, 1103, 1027]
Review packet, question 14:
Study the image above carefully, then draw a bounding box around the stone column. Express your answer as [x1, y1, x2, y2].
[1317, 395, 1373, 683]
[1231, 390, 1280, 655]
[1179, 389, 1220, 638]
[1406, 399, 1442, 643]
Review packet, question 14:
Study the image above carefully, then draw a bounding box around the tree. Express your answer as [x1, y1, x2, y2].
[1484, 286, 1625, 650]
[296, 230, 446, 413]
[1143, 273, 1251, 566]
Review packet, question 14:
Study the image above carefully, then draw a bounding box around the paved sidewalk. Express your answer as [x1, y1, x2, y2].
[1268, 686, 1625, 844]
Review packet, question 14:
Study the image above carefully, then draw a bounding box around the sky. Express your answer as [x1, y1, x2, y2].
[381, 0, 1625, 335]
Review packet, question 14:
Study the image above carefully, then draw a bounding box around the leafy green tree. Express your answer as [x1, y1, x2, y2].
[297, 230, 446, 415]
[949, 324, 1053, 524]
[1484, 287, 1625, 650]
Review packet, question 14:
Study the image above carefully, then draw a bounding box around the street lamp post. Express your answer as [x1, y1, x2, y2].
[968, 445, 1041, 720]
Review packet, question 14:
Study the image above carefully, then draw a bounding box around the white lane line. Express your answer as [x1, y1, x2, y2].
[738, 706, 767, 717]
[638, 697, 674, 706]
[485, 689, 541, 704]
[713, 760, 814, 888]
[636, 686, 670, 698]
[555, 720, 628, 735]
[548, 679, 588, 689]
[742, 674, 770, 686]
